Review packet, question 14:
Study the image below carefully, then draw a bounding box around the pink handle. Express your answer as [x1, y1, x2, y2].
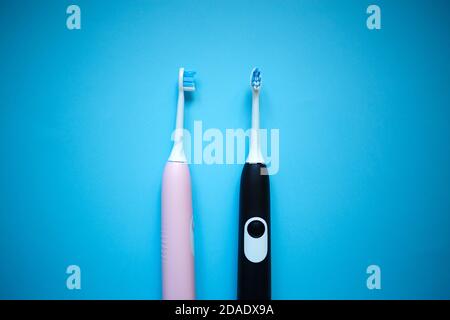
[161, 162, 195, 300]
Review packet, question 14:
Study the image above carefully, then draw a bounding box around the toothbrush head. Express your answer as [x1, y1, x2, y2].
[179, 68, 196, 91]
[250, 68, 262, 91]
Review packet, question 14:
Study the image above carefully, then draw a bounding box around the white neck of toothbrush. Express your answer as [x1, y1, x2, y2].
[168, 89, 187, 163]
[246, 89, 265, 164]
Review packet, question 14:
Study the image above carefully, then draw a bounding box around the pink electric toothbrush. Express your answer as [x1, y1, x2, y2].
[161, 68, 196, 300]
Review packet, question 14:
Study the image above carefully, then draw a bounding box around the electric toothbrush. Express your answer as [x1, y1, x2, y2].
[237, 68, 271, 300]
[161, 68, 196, 300]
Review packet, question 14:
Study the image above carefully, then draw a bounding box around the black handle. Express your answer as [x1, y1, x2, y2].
[238, 163, 271, 300]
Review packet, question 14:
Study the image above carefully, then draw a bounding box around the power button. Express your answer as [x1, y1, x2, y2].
[247, 220, 265, 238]
[243, 217, 268, 263]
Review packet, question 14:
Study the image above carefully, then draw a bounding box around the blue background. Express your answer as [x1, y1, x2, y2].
[1, 0, 449, 299]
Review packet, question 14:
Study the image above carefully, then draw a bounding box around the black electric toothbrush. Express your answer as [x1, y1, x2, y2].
[238, 68, 271, 300]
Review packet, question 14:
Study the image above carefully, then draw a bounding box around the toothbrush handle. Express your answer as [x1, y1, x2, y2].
[161, 162, 195, 300]
[238, 163, 271, 300]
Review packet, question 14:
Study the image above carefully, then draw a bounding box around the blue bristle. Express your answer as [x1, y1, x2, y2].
[184, 71, 196, 77]
[183, 70, 196, 88]
[251, 68, 261, 88]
